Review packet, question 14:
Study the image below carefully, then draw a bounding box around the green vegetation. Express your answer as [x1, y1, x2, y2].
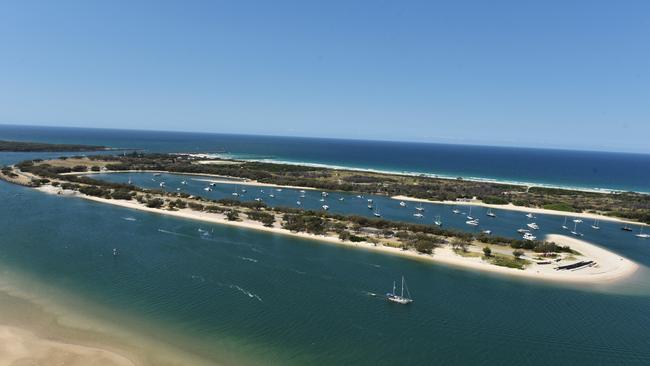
[482, 246, 492, 257]
[247, 211, 275, 227]
[490, 255, 529, 270]
[0, 140, 106, 152]
[542, 203, 578, 212]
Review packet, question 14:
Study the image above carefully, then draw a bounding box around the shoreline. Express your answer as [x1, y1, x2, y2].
[186, 153, 648, 195]
[36, 185, 639, 285]
[392, 195, 649, 227]
[65, 170, 648, 226]
[0, 325, 136, 366]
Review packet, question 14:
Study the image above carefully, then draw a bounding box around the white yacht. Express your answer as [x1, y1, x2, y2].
[523, 232, 536, 241]
[466, 219, 479, 226]
[413, 213, 424, 218]
[562, 217, 569, 230]
[296, 201, 301, 205]
[526, 222, 539, 230]
[203, 186, 212, 192]
[399, 201, 406, 207]
[486, 209, 496, 218]
[322, 205, 329, 211]
[466, 206, 474, 220]
[482, 230, 492, 235]
[573, 218, 583, 223]
[415, 203, 425, 212]
[452, 208, 461, 214]
[386, 276, 413, 305]
[433, 215, 442, 226]
[571, 221, 583, 237]
[591, 219, 600, 230]
[525, 213, 535, 219]
[181, 180, 187, 185]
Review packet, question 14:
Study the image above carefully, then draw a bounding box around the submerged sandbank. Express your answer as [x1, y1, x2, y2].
[0, 326, 135, 366]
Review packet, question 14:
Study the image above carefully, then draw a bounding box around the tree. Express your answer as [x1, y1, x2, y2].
[415, 239, 436, 254]
[512, 249, 524, 259]
[482, 246, 492, 257]
[226, 210, 240, 221]
[451, 238, 469, 252]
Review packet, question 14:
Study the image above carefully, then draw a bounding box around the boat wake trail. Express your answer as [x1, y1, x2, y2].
[227, 284, 263, 302]
[238, 256, 258, 263]
[122, 217, 137, 221]
[362, 291, 378, 297]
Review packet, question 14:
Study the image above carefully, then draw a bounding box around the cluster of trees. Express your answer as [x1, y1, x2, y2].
[282, 213, 327, 234]
[246, 211, 275, 227]
[24, 152, 650, 224]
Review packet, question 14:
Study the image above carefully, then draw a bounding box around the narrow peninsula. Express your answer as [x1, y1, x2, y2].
[0, 153, 641, 284]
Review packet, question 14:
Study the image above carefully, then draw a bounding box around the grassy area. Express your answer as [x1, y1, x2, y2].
[489, 254, 530, 270]
[542, 203, 579, 212]
[454, 249, 482, 258]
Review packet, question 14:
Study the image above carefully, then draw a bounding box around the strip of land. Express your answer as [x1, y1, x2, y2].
[33, 183, 639, 285]
[0, 140, 108, 152]
[1, 154, 643, 285]
[392, 195, 649, 227]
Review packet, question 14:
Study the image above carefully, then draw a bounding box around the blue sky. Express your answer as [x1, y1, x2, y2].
[0, 1, 648, 152]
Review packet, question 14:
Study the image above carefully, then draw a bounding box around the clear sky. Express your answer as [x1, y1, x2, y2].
[0, 1, 648, 152]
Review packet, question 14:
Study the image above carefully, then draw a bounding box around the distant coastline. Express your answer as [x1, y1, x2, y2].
[0, 140, 108, 152]
[190, 153, 647, 195]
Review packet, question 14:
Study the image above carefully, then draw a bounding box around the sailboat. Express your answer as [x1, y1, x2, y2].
[591, 219, 600, 230]
[127, 177, 132, 185]
[373, 205, 381, 218]
[621, 225, 633, 232]
[415, 203, 425, 212]
[486, 208, 496, 218]
[562, 217, 569, 230]
[399, 201, 406, 207]
[433, 215, 442, 226]
[571, 221, 583, 237]
[466, 206, 474, 220]
[452, 207, 461, 214]
[386, 276, 413, 304]
[636, 227, 650, 239]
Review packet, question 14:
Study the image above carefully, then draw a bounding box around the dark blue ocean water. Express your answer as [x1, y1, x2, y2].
[2, 124, 649, 193]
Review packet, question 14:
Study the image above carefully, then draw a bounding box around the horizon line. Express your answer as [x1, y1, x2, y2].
[1, 122, 649, 156]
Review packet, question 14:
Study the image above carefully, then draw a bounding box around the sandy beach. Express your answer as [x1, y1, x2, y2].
[36, 185, 640, 285]
[392, 195, 649, 227]
[0, 326, 135, 366]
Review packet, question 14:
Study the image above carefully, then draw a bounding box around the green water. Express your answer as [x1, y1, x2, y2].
[2, 178, 650, 365]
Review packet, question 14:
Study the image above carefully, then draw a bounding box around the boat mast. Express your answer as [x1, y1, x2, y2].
[401, 276, 405, 298]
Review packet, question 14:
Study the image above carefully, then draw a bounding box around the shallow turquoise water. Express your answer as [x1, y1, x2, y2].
[2, 127, 650, 364]
[2, 176, 650, 364]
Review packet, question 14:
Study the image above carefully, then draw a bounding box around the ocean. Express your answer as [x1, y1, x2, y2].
[1, 125, 650, 365]
[1, 124, 649, 193]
